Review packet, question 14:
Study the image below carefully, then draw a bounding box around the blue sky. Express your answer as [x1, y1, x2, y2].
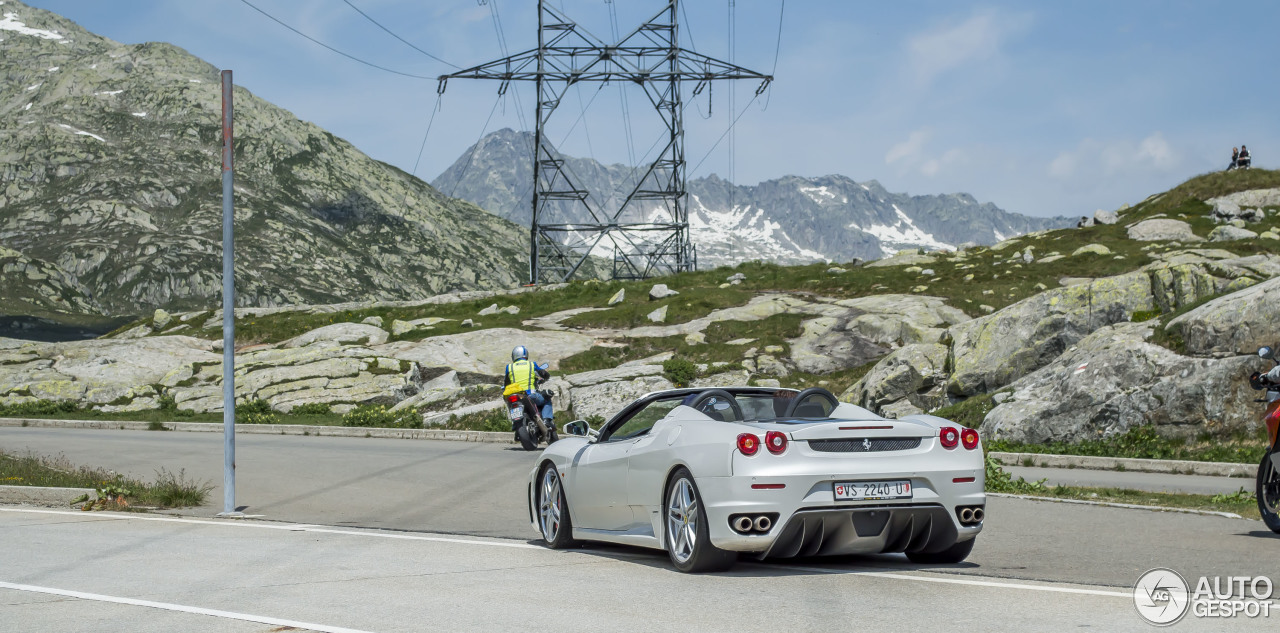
[20, 0, 1280, 218]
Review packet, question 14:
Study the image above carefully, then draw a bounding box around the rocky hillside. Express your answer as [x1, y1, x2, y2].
[3, 165, 1279, 446]
[433, 128, 1073, 266]
[0, 1, 527, 325]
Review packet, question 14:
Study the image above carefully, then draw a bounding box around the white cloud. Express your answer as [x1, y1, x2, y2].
[1048, 133, 1180, 181]
[886, 129, 930, 164]
[907, 10, 1031, 85]
[921, 148, 967, 177]
[887, 130, 967, 178]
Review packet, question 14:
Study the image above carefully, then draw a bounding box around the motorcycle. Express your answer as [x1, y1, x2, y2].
[1248, 345, 1280, 533]
[504, 367, 557, 451]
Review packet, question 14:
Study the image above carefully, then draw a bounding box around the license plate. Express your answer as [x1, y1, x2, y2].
[834, 480, 912, 501]
[508, 406, 523, 421]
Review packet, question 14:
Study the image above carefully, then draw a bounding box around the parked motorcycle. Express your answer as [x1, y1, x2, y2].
[1249, 345, 1280, 533]
[505, 389, 557, 451]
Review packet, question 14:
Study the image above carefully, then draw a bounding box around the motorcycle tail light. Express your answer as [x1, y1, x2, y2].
[737, 433, 760, 456]
[939, 427, 959, 449]
[765, 431, 788, 455]
[506, 394, 519, 403]
[961, 428, 979, 450]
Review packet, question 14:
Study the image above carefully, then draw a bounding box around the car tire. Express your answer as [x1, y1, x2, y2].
[906, 537, 976, 564]
[1257, 450, 1280, 534]
[516, 423, 538, 451]
[664, 468, 736, 573]
[537, 464, 577, 549]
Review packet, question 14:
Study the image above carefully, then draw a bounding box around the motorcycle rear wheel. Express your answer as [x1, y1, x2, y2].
[1258, 449, 1280, 534]
[516, 422, 539, 451]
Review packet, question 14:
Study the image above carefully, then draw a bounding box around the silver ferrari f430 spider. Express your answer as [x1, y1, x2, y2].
[527, 386, 986, 572]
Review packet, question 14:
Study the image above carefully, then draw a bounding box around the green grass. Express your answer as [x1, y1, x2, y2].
[986, 425, 1269, 464]
[0, 450, 212, 508]
[984, 455, 1257, 514]
[931, 392, 1003, 429]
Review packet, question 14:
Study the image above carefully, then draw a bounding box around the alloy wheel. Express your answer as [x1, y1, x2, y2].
[666, 478, 698, 564]
[539, 468, 561, 541]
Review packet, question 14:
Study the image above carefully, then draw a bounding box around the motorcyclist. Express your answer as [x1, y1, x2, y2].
[504, 345, 553, 425]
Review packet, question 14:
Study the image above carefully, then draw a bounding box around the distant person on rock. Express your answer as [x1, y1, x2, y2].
[1238, 145, 1252, 169]
[1229, 147, 1240, 170]
[504, 345, 553, 423]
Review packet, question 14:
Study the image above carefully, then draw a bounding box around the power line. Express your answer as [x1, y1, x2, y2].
[447, 94, 505, 198]
[341, 0, 460, 69]
[770, 0, 786, 76]
[690, 91, 762, 177]
[403, 92, 444, 209]
[237, 0, 433, 79]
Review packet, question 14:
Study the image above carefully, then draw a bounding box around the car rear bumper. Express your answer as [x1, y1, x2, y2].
[761, 504, 964, 558]
[697, 471, 984, 554]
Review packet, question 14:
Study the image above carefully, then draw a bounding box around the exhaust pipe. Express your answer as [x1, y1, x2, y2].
[753, 515, 772, 532]
[733, 516, 754, 533]
[959, 507, 975, 523]
[971, 508, 984, 523]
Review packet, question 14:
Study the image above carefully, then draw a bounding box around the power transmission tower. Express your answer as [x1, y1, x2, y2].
[439, 0, 771, 284]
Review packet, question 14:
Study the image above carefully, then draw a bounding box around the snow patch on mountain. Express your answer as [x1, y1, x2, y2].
[860, 204, 955, 255]
[0, 11, 63, 40]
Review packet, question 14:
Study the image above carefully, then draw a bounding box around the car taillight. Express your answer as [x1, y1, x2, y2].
[737, 433, 760, 456]
[765, 431, 788, 455]
[961, 428, 979, 450]
[939, 427, 959, 449]
[506, 395, 519, 403]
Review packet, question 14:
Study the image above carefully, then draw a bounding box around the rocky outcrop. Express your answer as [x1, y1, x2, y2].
[840, 343, 948, 416]
[947, 263, 1256, 397]
[381, 328, 594, 377]
[980, 323, 1259, 443]
[1165, 275, 1280, 357]
[948, 272, 1154, 396]
[1126, 219, 1203, 242]
[1206, 189, 1280, 224]
[788, 295, 968, 374]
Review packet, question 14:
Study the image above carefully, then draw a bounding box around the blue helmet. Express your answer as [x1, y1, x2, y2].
[512, 345, 529, 362]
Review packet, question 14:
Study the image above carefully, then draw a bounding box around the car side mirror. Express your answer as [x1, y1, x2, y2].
[1260, 346, 1275, 361]
[563, 420, 595, 438]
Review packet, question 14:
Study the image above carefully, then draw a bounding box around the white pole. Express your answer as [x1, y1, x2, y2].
[217, 70, 241, 518]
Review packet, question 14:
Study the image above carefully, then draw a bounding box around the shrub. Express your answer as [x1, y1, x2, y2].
[157, 393, 178, 411]
[662, 357, 699, 388]
[291, 402, 332, 416]
[236, 399, 277, 424]
[146, 468, 213, 507]
[0, 399, 78, 417]
[341, 404, 422, 429]
[239, 411, 278, 425]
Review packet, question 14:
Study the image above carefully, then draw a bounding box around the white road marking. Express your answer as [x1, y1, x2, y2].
[767, 564, 1129, 598]
[3, 508, 1130, 599]
[0, 507, 541, 549]
[988, 492, 1245, 519]
[0, 581, 374, 633]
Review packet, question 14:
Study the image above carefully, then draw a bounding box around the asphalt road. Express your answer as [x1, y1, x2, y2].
[1005, 465, 1249, 496]
[2, 427, 1277, 632]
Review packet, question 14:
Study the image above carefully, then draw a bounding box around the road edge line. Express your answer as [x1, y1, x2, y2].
[988, 492, 1245, 519]
[0, 580, 375, 633]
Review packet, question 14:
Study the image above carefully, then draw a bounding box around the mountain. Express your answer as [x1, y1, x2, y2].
[433, 129, 1074, 266]
[0, 1, 528, 324]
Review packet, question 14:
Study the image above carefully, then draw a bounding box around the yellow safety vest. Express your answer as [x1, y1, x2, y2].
[503, 360, 537, 396]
